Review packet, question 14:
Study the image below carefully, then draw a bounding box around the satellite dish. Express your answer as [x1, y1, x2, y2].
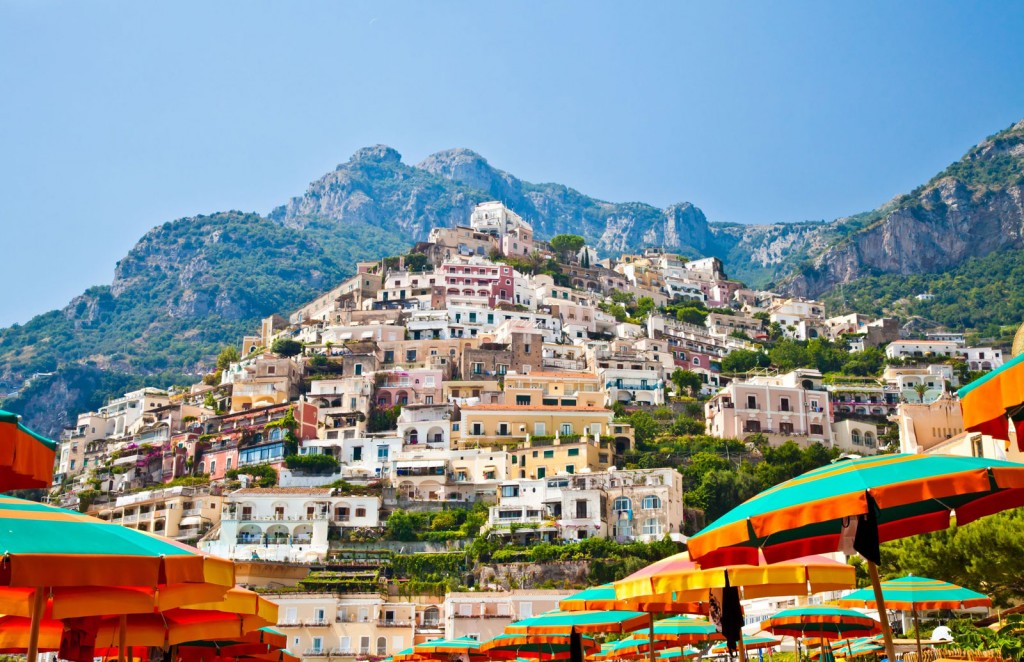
[931, 626, 953, 642]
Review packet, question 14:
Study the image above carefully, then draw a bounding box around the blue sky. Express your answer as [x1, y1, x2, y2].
[2, 1, 1023, 326]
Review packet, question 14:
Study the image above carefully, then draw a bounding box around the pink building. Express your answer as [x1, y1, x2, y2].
[438, 261, 515, 306]
[374, 368, 444, 407]
[705, 369, 833, 447]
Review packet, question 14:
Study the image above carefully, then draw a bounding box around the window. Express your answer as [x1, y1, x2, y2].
[575, 500, 587, 518]
[312, 638, 323, 654]
[472, 362, 483, 375]
[459, 603, 473, 617]
[851, 431, 862, 446]
[693, 357, 700, 365]
[336, 507, 350, 521]
[314, 608, 326, 623]
[746, 395, 757, 409]
[534, 422, 546, 436]
[567, 448, 580, 457]
[501, 485, 520, 498]
[360, 637, 370, 654]
[613, 497, 632, 513]
[225, 457, 232, 470]
[353, 446, 363, 461]
[338, 638, 351, 653]
[355, 507, 367, 517]
[810, 424, 824, 435]
[471, 423, 483, 435]
[780, 397, 790, 412]
[516, 395, 532, 406]
[358, 608, 369, 622]
[779, 422, 794, 434]
[384, 350, 395, 363]
[210, 459, 216, 475]
[377, 446, 389, 460]
[642, 495, 662, 510]
[643, 518, 662, 536]
[565, 464, 575, 474]
[284, 607, 298, 625]
[560, 423, 573, 435]
[406, 350, 417, 362]
[543, 450, 554, 459]
[377, 637, 387, 656]
[354, 364, 363, 376]
[536, 467, 546, 478]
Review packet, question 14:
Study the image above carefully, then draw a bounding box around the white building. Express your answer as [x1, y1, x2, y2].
[957, 347, 1004, 372]
[885, 340, 959, 360]
[202, 487, 382, 562]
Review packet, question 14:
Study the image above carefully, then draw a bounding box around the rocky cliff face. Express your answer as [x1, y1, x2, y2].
[788, 120, 1024, 296]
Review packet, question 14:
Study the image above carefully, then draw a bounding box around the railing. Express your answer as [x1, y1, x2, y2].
[304, 619, 330, 627]
[233, 514, 330, 522]
[123, 514, 139, 523]
[303, 650, 328, 657]
[377, 620, 411, 628]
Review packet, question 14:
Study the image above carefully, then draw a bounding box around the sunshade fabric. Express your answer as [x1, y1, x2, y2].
[613, 551, 855, 601]
[642, 616, 723, 643]
[958, 352, 1024, 447]
[559, 584, 710, 615]
[0, 495, 234, 588]
[760, 606, 881, 639]
[480, 633, 599, 659]
[0, 409, 57, 491]
[0, 582, 230, 619]
[709, 637, 780, 653]
[685, 454, 1024, 566]
[504, 610, 652, 635]
[837, 575, 991, 610]
[592, 636, 672, 659]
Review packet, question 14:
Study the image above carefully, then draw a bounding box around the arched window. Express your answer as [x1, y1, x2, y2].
[612, 497, 632, 513]
[642, 495, 661, 510]
[643, 518, 661, 536]
[864, 432, 875, 446]
[377, 637, 387, 656]
[692, 357, 700, 365]
[407, 429, 419, 445]
[851, 431, 862, 446]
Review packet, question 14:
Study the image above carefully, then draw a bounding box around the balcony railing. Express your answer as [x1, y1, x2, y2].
[377, 620, 411, 628]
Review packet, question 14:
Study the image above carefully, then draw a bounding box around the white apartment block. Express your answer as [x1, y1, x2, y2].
[705, 370, 832, 446]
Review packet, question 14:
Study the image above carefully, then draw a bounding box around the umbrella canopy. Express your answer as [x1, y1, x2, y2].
[0, 410, 57, 491]
[479, 633, 599, 659]
[505, 610, 652, 635]
[760, 606, 881, 639]
[415, 637, 483, 655]
[709, 637, 781, 653]
[837, 575, 991, 610]
[958, 353, 1024, 446]
[614, 552, 855, 603]
[0, 495, 235, 588]
[0, 582, 231, 619]
[559, 585, 710, 616]
[592, 636, 672, 660]
[644, 616, 724, 644]
[656, 647, 700, 660]
[684, 454, 1024, 568]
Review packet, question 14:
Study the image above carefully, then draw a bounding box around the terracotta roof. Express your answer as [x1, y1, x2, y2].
[233, 487, 333, 495]
[461, 404, 611, 412]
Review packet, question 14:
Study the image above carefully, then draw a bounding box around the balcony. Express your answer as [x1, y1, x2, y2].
[377, 619, 412, 628]
[605, 382, 660, 391]
[304, 619, 330, 627]
[303, 650, 328, 658]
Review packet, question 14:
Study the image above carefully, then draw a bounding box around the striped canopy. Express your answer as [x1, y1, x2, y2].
[0, 495, 234, 588]
[613, 551, 855, 602]
[0, 409, 56, 491]
[504, 610, 652, 635]
[480, 633, 599, 659]
[560, 584, 711, 615]
[642, 616, 724, 644]
[837, 575, 991, 611]
[958, 353, 1024, 447]
[685, 454, 1024, 567]
[593, 636, 674, 660]
[760, 606, 881, 639]
[413, 637, 484, 660]
[709, 636, 781, 653]
[656, 647, 700, 660]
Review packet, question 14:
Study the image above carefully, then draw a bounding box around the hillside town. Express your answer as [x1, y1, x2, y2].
[43, 201, 1019, 661]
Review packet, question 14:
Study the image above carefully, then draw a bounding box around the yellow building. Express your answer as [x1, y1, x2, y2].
[510, 436, 617, 479]
[443, 380, 501, 403]
[101, 485, 223, 542]
[456, 403, 614, 448]
[502, 371, 605, 408]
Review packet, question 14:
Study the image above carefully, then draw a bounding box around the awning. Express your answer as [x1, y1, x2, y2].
[361, 331, 374, 338]
[179, 516, 204, 527]
[338, 332, 353, 340]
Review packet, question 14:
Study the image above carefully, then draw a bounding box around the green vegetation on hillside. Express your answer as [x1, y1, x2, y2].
[822, 247, 1024, 336]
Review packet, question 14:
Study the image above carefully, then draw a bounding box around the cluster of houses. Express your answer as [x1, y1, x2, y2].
[46, 201, 1016, 660]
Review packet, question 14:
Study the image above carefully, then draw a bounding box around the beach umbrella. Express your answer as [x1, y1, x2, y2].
[837, 575, 991, 660]
[413, 636, 484, 659]
[614, 551, 855, 659]
[479, 633, 599, 660]
[958, 353, 1024, 447]
[655, 647, 700, 660]
[684, 454, 1024, 662]
[506, 611, 652, 662]
[644, 616, 723, 645]
[760, 606, 880, 639]
[0, 495, 235, 661]
[0, 409, 57, 491]
[591, 636, 674, 660]
[559, 585, 710, 615]
[708, 637, 781, 654]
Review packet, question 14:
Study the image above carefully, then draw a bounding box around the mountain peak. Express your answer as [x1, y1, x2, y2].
[348, 144, 403, 165]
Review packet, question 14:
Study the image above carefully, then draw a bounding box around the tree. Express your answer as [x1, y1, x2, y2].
[403, 252, 430, 272]
[882, 509, 1024, 607]
[549, 234, 586, 261]
[670, 368, 703, 398]
[386, 509, 420, 542]
[216, 345, 240, 370]
[635, 296, 656, 319]
[721, 349, 770, 374]
[628, 411, 659, 447]
[580, 249, 591, 268]
[675, 307, 708, 326]
[912, 382, 929, 402]
[271, 337, 303, 357]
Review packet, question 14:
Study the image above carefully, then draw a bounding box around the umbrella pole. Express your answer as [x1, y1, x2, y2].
[866, 561, 896, 662]
[649, 620, 657, 662]
[736, 630, 747, 662]
[118, 614, 127, 662]
[912, 609, 923, 662]
[26, 587, 46, 662]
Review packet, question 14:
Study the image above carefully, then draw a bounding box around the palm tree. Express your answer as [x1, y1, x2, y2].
[912, 382, 928, 403]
